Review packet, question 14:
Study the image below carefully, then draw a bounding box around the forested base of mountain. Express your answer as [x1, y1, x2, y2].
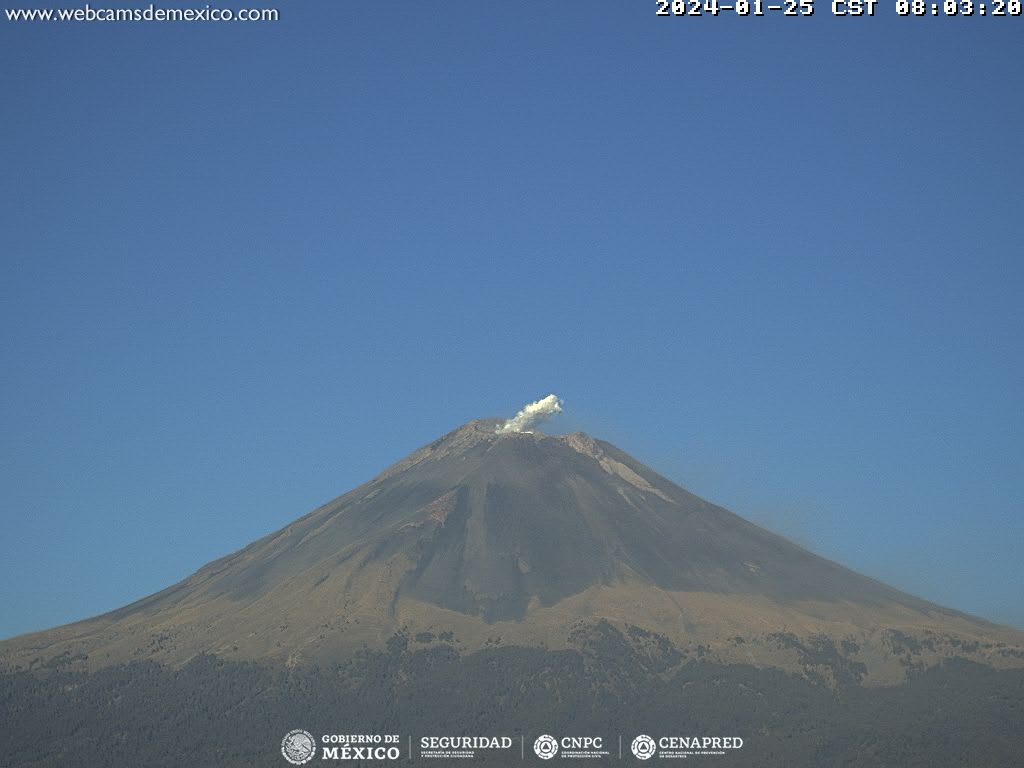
[4, 623, 1023, 768]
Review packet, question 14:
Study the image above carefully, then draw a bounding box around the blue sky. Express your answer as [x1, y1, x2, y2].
[2, 4, 1022, 638]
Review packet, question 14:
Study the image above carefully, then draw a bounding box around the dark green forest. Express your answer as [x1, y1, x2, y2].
[3, 622, 1023, 767]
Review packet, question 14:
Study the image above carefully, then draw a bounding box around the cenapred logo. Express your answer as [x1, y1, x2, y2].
[632, 734, 744, 759]
[281, 729, 316, 765]
[631, 734, 657, 760]
[533, 734, 559, 760]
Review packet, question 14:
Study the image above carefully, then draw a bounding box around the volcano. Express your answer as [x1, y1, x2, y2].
[3, 419, 1022, 683]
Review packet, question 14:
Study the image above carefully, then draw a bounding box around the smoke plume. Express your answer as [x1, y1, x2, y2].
[496, 394, 564, 434]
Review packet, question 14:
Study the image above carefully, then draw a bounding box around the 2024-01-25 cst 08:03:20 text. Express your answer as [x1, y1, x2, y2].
[655, 0, 1022, 15]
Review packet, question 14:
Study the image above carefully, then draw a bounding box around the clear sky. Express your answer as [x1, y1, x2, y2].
[2, 3, 1022, 639]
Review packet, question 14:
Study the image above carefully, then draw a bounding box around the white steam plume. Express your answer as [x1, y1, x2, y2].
[496, 394, 564, 434]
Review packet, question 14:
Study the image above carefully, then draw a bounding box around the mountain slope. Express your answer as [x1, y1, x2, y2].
[3, 420, 1021, 683]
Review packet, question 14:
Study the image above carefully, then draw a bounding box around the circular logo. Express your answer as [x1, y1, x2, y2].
[534, 734, 559, 760]
[631, 734, 657, 760]
[281, 729, 316, 765]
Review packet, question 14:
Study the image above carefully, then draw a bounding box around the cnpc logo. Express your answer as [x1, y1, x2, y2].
[533, 735, 559, 759]
[533, 734, 604, 759]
